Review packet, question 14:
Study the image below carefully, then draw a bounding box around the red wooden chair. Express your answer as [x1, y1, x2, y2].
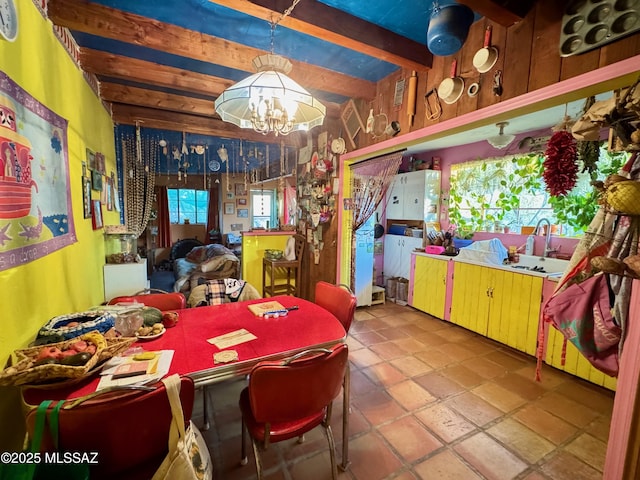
[239, 344, 348, 480]
[107, 288, 186, 311]
[25, 377, 195, 480]
[314, 281, 357, 333]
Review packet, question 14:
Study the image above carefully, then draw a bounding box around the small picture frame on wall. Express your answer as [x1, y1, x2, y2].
[91, 170, 103, 191]
[224, 202, 235, 215]
[235, 183, 247, 196]
[237, 208, 248, 218]
[230, 223, 243, 231]
[91, 200, 103, 230]
[95, 152, 105, 174]
[236, 197, 247, 206]
[226, 191, 234, 200]
[86, 148, 96, 171]
[83, 177, 91, 219]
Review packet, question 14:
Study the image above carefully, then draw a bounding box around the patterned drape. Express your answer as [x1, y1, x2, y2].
[349, 150, 404, 289]
[155, 186, 171, 248]
[206, 184, 220, 244]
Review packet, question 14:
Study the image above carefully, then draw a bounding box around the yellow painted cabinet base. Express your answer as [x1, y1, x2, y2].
[412, 256, 448, 318]
[545, 327, 617, 391]
[450, 263, 542, 356]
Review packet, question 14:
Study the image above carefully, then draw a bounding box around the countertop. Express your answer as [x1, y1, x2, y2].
[412, 250, 567, 280]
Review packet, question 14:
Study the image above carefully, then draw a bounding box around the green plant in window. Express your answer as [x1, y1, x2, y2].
[449, 154, 544, 235]
[549, 145, 627, 233]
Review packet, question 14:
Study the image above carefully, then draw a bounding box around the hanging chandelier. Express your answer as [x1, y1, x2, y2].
[487, 121, 515, 149]
[214, 0, 325, 136]
[214, 54, 326, 136]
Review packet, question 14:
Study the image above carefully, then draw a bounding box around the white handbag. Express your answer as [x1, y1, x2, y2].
[152, 375, 212, 480]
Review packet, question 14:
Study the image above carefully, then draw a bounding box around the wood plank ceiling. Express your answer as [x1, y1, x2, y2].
[46, 0, 536, 144]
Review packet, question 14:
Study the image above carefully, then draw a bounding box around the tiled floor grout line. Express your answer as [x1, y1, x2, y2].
[199, 301, 613, 480]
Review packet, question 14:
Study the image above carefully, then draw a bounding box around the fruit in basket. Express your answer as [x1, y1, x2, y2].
[33, 358, 59, 367]
[70, 340, 89, 352]
[37, 346, 62, 360]
[60, 352, 92, 366]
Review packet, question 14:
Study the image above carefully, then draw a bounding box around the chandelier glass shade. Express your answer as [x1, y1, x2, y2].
[214, 54, 326, 136]
[487, 121, 516, 149]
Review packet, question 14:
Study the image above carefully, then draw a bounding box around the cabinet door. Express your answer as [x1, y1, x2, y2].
[399, 236, 423, 279]
[412, 256, 447, 318]
[450, 262, 491, 335]
[402, 172, 426, 220]
[385, 175, 404, 220]
[383, 235, 403, 279]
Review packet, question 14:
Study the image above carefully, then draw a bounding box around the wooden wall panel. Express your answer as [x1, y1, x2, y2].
[455, 19, 485, 115]
[348, 3, 640, 152]
[477, 18, 507, 110]
[501, 10, 535, 100]
[598, 34, 640, 67]
[527, 0, 564, 92]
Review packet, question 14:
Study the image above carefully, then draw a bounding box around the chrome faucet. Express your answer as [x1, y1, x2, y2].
[533, 218, 553, 257]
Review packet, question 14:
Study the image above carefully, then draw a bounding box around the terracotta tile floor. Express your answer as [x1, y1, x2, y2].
[194, 302, 614, 480]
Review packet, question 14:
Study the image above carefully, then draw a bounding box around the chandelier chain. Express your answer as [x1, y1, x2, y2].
[270, 0, 302, 53]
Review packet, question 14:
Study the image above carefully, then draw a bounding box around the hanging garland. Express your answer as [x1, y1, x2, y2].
[543, 129, 578, 197]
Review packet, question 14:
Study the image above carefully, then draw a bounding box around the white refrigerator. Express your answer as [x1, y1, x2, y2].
[353, 216, 375, 307]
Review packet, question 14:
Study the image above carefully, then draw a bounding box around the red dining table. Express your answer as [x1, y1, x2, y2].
[22, 295, 351, 469]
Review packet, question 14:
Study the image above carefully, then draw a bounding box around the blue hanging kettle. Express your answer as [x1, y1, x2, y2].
[426, 1, 474, 56]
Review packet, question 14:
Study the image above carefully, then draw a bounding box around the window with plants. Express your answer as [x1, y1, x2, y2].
[448, 145, 629, 238]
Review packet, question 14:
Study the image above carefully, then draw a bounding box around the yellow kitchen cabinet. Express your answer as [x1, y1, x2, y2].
[545, 325, 617, 390]
[450, 262, 492, 335]
[411, 255, 448, 319]
[450, 262, 543, 355]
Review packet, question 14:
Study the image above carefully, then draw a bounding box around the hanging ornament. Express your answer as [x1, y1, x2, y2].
[181, 131, 189, 155]
[543, 130, 578, 196]
[159, 139, 168, 155]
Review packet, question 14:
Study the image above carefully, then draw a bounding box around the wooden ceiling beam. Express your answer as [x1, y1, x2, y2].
[101, 80, 341, 118]
[110, 104, 309, 145]
[47, 0, 376, 100]
[456, 0, 537, 26]
[99, 82, 216, 117]
[80, 48, 233, 97]
[208, 0, 432, 72]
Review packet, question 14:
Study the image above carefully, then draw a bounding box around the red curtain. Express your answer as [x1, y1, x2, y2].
[155, 186, 171, 248]
[206, 184, 221, 244]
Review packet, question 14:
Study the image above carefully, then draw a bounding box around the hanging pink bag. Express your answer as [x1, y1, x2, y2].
[542, 272, 620, 377]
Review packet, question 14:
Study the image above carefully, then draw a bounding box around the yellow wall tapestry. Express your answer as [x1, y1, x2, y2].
[0, 71, 75, 271]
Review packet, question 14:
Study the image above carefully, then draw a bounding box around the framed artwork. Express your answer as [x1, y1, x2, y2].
[91, 200, 103, 230]
[226, 191, 234, 200]
[86, 148, 96, 171]
[224, 202, 235, 215]
[230, 223, 243, 231]
[235, 183, 247, 196]
[237, 208, 248, 218]
[91, 170, 103, 191]
[236, 197, 247, 206]
[106, 177, 113, 211]
[82, 177, 91, 219]
[95, 152, 105, 174]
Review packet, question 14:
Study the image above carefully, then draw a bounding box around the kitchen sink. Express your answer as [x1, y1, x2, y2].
[509, 254, 569, 276]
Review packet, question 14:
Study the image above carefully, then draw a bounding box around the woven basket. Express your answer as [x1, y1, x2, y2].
[606, 180, 640, 216]
[0, 332, 135, 387]
[37, 310, 116, 341]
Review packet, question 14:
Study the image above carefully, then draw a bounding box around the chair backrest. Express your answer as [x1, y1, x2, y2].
[108, 291, 187, 310]
[314, 281, 357, 333]
[26, 377, 195, 479]
[292, 234, 306, 262]
[248, 344, 348, 424]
